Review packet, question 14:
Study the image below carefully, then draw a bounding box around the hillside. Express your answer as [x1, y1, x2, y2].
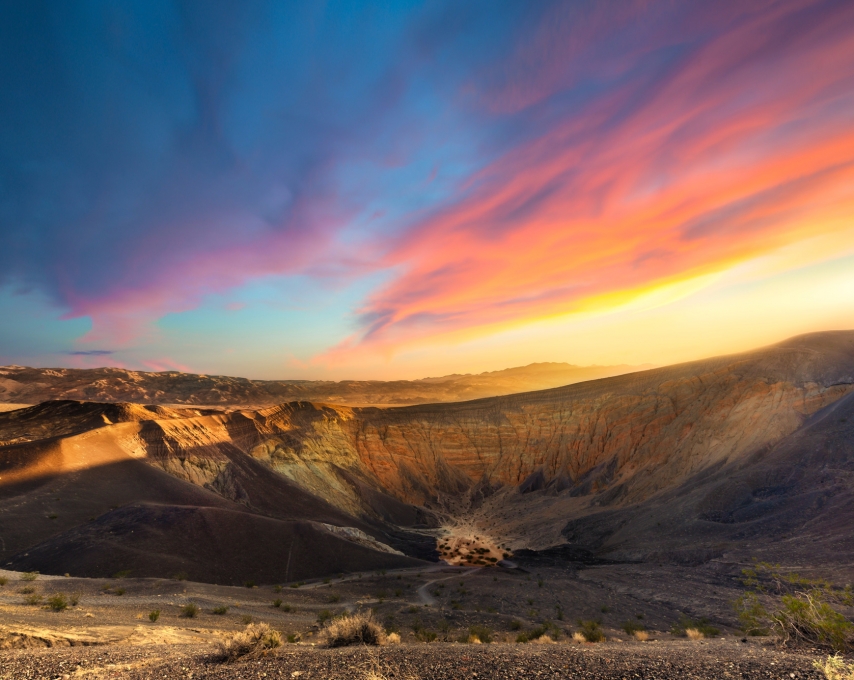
[1, 331, 853, 582]
[0, 362, 645, 407]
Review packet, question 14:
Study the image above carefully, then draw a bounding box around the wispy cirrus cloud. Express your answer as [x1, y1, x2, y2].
[65, 350, 114, 356]
[319, 0, 854, 363]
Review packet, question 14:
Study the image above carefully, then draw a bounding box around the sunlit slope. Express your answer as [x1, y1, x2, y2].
[0, 404, 429, 582]
[252, 331, 854, 511]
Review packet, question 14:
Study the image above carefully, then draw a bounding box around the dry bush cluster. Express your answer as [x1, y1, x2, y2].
[322, 613, 387, 648]
[218, 623, 282, 662]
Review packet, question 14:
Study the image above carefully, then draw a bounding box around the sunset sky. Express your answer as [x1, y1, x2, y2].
[2, 0, 853, 379]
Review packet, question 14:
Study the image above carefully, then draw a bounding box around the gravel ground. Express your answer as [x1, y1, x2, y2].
[0, 638, 828, 680]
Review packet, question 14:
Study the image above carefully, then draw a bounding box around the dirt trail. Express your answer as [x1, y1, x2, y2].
[417, 567, 480, 605]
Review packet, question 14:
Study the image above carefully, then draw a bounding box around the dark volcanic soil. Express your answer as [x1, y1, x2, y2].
[0, 639, 826, 679]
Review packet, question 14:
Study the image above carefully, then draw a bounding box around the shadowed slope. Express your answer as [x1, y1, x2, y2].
[548, 388, 854, 568]
[0, 403, 432, 582]
[4, 503, 423, 583]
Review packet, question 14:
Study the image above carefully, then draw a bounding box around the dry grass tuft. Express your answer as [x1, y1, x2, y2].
[386, 632, 401, 644]
[572, 632, 586, 643]
[686, 628, 705, 640]
[467, 634, 482, 644]
[322, 613, 386, 648]
[634, 630, 650, 642]
[531, 634, 556, 644]
[218, 623, 282, 662]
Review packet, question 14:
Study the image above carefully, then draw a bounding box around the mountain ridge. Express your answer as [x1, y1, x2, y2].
[0, 362, 649, 407]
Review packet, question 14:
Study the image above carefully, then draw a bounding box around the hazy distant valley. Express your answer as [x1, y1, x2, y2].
[0, 361, 647, 409]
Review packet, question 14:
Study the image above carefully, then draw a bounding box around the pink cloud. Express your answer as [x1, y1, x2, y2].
[318, 0, 854, 364]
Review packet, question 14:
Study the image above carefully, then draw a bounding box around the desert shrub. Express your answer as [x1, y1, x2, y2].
[600, 605, 610, 613]
[317, 609, 333, 624]
[24, 593, 43, 606]
[113, 570, 131, 579]
[212, 606, 229, 615]
[149, 609, 160, 622]
[572, 631, 586, 643]
[670, 615, 719, 639]
[46, 593, 68, 611]
[218, 623, 282, 662]
[686, 628, 704, 640]
[181, 602, 199, 618]
[531, 634, 556, 644]
[578, 620, 605, 642]
[634, 630, 650, 641]
[416, 628, 437, 642]
[509, 619, 523, 631]
[286, 633, 300, 643]
[0, 576, 8, 586]
[322, 613, 386, 647]
[272, 599, 283, 608]
[386, 632, 401, 644]
[734, 561, 854, 652]
[327, 593, 341, 603]
[113, 587, 126, 596]
[172, 572, 188, 581]
[517, 623, 559, 643]
[245, 580, 256, 588]
[621, 620, 646, 635]
[241, 615, 254, 625]
[20, 586, 35, 594]
[69, 593, 80, 606]
[20, 571, 38, 582]
[814, 654, 854, 680]
[468, 625, 492, 643]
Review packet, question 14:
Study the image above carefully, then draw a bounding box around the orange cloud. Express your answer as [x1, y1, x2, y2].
[320, 0, 854, 365]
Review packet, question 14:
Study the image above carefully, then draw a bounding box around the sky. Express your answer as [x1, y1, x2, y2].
[1, 0, 854, 380]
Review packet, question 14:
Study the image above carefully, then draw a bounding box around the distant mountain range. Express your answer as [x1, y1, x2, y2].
[0, 362, 650, 407]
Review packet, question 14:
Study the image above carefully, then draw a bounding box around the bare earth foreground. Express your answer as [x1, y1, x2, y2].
[0, 639, 823, 680]
[0, 564, 830, 679]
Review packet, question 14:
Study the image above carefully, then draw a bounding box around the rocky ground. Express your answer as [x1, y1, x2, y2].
[0, 638, 828, 679]
[0, 564, 841, 679]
